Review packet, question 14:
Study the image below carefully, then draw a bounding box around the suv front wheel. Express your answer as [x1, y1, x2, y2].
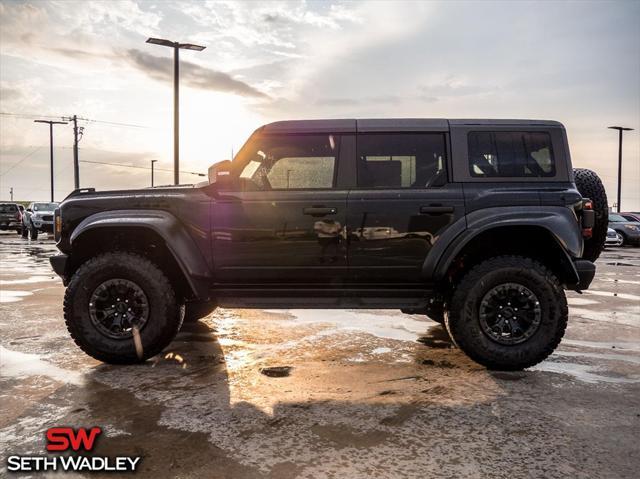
[64, 252, 183, 364]
[445, 256, 567, 370]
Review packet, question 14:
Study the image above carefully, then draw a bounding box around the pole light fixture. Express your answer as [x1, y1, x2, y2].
[151, 159, 158, 187]
[34, 119, 68, 201]
[608, 126, 634, 212]
[146, 37, 206, 185]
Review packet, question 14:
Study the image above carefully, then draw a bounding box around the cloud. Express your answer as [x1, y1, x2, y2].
[124, 49, 269, 99]
[0, 87, 24, 102]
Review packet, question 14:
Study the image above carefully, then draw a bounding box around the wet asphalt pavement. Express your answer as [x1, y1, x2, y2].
[1, 232, 639, 478]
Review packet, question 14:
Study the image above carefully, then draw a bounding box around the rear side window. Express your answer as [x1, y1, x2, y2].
[468, 131, 555, 178]
[357, 133, 446, 188]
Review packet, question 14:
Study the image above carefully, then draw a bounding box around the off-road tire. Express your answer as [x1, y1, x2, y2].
[445, 255, 568, 370]
[64, 252, 183, 364]
[183, 301, 216, 323]
[573, 168, 608, 262]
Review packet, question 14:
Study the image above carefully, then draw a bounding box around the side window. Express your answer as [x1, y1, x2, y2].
[357, 133, 446, 188]
[235, 134, 338, 190]
[468, 131, 555, 178]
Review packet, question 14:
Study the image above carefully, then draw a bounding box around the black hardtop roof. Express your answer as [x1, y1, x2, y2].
[259, 118, 563, 134]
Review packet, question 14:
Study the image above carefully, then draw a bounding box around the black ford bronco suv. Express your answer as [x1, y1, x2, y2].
[50, 119, 608, 370]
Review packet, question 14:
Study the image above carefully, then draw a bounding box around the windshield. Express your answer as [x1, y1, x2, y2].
[609, 214, 628, 222]
[33, 203, 57, 211]
[0, 204, 18, 213]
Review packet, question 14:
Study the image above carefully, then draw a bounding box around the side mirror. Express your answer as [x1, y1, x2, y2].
[26, 208, 32, 213]
[208, 159, 233, 186]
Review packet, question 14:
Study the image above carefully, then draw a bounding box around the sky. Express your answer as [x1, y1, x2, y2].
[0, 0, 639, 209]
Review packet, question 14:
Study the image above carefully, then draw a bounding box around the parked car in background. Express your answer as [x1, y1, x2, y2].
[605, 228, 623, 247]
[620, 212, 640, 222]
[0, 202, 22, 233]
[608, 213, 640, 246]
[21, 202, 58, 240]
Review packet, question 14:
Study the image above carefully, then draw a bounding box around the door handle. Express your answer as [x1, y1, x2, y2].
[420, 205, 454, 215]
[303, 206, 337, 217]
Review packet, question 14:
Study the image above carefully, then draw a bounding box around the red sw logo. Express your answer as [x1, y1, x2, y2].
[46, 427, 102, 452]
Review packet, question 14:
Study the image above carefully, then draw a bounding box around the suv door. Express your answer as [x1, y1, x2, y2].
[347, 130, 465, 283]
[212, 132, 349, 284]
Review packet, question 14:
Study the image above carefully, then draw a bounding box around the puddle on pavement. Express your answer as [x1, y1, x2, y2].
[0, 346, 83, 385]
[0, 275, 58, 286]
[532, 361, 640, 384]
[264, 309, 434, 342]
[0, 290, 33, 303]
[567, 297, 600, 306]
[554, 350, 640, 366]
[372, 347, 392, 355]
[584, 290, 640, 301]
[563, 339, 640, 352]
[569, 306, 639, 327]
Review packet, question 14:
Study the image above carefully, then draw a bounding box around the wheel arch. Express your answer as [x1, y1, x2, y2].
[67, 210, 211, 301]
[427, 210, 583, 289]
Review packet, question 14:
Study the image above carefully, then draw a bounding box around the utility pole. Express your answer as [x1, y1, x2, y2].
[608, 126, 634, 212]
[62, 115, 84, 189]
[34, 119, 67, 201]
[151, 160, 158, 187]
[146, 37, 206, 185]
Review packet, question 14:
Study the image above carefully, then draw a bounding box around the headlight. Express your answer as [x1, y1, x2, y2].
[623, 224, 639, 231]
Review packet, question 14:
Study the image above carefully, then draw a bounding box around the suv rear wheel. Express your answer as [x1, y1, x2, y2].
[445, 256, 567, 370]
[64, 252, 183, 364]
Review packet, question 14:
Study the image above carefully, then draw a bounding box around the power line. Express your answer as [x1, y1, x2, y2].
[79, 159, 205, 176]
[1, 112, 150, 129]
[0, 146, 44, 177]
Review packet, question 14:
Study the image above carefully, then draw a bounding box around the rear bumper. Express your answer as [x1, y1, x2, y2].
[50, 254, 68, 282]
[573, 259, 596, 290]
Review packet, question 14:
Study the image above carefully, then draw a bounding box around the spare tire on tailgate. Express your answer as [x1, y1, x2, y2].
[573, 168, 608, 262]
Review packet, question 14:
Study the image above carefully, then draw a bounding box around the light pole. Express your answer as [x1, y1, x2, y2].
[151, 160, 158, 187]
[146, 37, 206, 185]
[34, 119, 68, 201]
[608, 126, 634, 212]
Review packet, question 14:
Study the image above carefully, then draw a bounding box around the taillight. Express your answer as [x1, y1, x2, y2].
[581, 199, 594, 238]
[54, 208, 62, 242]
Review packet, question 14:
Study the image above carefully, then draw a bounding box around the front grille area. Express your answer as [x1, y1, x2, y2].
[42, 215, 53, 222]
[607, 231, 617, 238]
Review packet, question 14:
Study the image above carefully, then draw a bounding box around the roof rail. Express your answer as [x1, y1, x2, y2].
[66, 188, 96, 199]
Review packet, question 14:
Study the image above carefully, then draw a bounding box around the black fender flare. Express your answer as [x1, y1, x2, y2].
[70, 209, 212, 299]
[423, 206, 583, 284]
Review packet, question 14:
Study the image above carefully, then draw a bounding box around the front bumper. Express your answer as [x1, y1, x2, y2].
[50, 254, 68, 283]
[32, 220, 54, 232]
[622, 230, 640, 245]
[0, 220, 21, 229]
